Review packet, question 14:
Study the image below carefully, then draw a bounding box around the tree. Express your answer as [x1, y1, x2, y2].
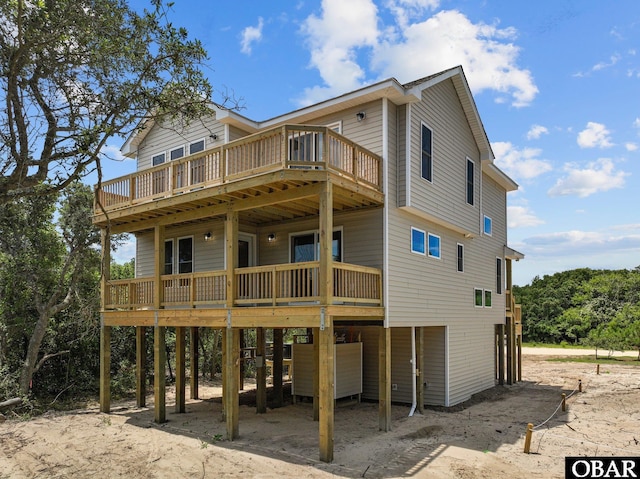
[0, 0, 213, 204]
[0, 183, 101, 395]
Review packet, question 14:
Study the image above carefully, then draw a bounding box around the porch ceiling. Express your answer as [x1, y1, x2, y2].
[94, 170, 384, 234]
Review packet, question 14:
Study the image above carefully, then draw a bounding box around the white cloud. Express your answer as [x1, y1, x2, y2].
[526, 124, 549, 140]
[298, 0, 379, 104]
[507, 205, 544, 228]
[634, 117, 640, 130]
[547, 158, 629, 198]
[492, 141, 553, 181]
[240, 17, 264, 55]
[100, 144, 129, 163]
[298, 3, 538, 107]
[520, 227, 640, 258]
[577, 122, 613, 148]
[625, 142, 638, 151]
[592, 53, 621, 71]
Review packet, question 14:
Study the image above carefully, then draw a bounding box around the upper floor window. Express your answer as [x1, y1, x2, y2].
[189, 139, 205, 155]
[466, 158, 475, 205]
[496, 257, 503, 294]
[428, 233, 441, 259]
[484, 215, 492, 236]
[152, 152, 166, 166]
[457, 243, 464, 272]
[411, 227, 426, 255]
[170, 146, 184, 161]
[421, 124, 433, 182]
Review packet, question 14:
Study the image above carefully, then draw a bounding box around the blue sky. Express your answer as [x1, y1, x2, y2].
[106, 0, 640, 286]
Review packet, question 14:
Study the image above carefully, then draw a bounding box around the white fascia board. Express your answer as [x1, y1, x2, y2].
[482, 162, 519, 192]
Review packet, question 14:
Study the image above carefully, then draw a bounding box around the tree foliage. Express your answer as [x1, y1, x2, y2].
[0, 0, 213, 203]
[515, 267, 640, 356]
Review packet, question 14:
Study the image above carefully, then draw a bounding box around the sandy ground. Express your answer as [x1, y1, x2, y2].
[1, 349, 639, 479]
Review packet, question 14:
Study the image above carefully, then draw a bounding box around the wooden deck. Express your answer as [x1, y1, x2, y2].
[94, 125, 384, 232]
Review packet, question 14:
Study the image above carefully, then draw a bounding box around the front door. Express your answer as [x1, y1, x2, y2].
[238, 233, 256, 267]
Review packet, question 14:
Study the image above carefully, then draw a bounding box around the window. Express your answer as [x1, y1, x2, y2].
[189, 139, 205, 155]
[291, 230, 342, 262]
[152, 152, 166, 166]
[484, 290, 492, 308]
[164, 240, 174, 275]
[484, 215, 492, 236]
[170, 146, 184, 161]
[474, 288, 483, 307]
[421, 124, 433, 182]
[411, 227, 426, 255]
[177, 237, 193, 273]
[466, 158, 475, 205]
[289, 132, 319, 164]
[428, 233, 441, 259]
[457, 243, 464, 272]
[496, 258, 503, 294]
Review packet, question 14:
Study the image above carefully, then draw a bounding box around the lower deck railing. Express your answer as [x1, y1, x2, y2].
[104, 262, 382, 310]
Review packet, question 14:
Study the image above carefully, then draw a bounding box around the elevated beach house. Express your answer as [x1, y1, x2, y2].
[94, 65, 523, 462]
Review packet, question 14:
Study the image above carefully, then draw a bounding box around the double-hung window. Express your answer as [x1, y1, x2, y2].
[428, 233, 441, 259]
[421, 124, 433, 182]
[177, 237, 193, 273]
[411, 227, 426, 255]
[466, 158, 475, 205]
[484, 215, 492, 236]
[496, 258, 503, 294]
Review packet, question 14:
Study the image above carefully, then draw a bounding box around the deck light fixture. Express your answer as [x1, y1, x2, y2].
[356, 111, 366, 121]
[204, 232, 212, 241]
[267, 233, 276, 242]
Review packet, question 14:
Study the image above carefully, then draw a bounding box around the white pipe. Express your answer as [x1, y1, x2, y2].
[409, 326, 417, 416]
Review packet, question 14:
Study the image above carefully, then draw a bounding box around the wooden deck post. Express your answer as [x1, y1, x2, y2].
[319, 180, 333, 305]
[256, 327, 267, 414]
[497, 324, 505, 386]
[506, 317, 514, 385]
[99, 322, 111, 413]
[223, 326, 239, 439]
[175, 326, 186, 413]
[313, 327, 319, 421]
[136, 326, 146, 407]
[153, 226, 165, 309]
[379, 326, 391, 432]
[225, 210, 238, 308]
[189, 327, 199, 399]
[318, 322, 334, 463]
[154, 325, 166, 423]
[273, 328, 284, 408]
[416, 327, 424, 414]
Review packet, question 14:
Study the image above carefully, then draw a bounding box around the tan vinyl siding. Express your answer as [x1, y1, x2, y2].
[423, 326, 446, 406]
[136, 115, 222, 171]
[396, 104, 407, 208]
[135, 221, 226, 277]
[228, 125, 251, 142]
[447, 322, 497, 405]
[257, 209, 383, 268]
[360, 327, 380, 401]
[407, 79, 480, 233]
[390, 327, 413, 404]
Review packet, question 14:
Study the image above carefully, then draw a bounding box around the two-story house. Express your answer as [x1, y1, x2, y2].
[94, 65, 523, 462]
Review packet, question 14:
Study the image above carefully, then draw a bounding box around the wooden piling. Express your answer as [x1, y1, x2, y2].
[523, 423, 534, 454]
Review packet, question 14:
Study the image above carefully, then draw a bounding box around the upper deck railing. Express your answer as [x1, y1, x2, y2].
[95, 125, 382, 213]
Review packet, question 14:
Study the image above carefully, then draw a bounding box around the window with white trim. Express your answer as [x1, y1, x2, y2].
[170, 146, 184, 161]
[152, 152, 166, 166]
[290, 229, 342, 262]
[466, 158, 475, 205]
[177, 236, 193, 273]
[411, 227, 426, 255]
[421, 124, 433, 182]
[484, 290, 492, 308]
[474, 288, 483, 307]
[164, 239, 174, 275]
[189, 139, 205, 155]
[428, 233, 441, 259]
[457, 243, 464, 272]
[484, 215, 492, 236]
